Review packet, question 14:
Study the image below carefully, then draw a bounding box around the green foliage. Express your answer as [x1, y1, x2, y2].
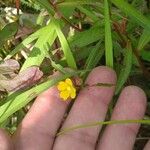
[137, 29, 150, 51]
[21, 0, 41, 11]
[111, 0, 150, 30]
[82, 41, 104, 79]
[69, 24, 104, 48]
[53, 19, 77, 69]
[20, 21, 57, 71]
[0, 22, 18, 47]
[115, 42, 133, 95]
[104, 0, 113, 68]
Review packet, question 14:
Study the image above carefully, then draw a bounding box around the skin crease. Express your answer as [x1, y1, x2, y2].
[0, 66, 149, 150]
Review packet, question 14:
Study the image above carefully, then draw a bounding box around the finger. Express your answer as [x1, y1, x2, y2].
[13, 86, 70, 150]
[97, 86, 147, 150]
[53, 66, 117, 150]
[144, 140, 150, 150]
[0, 129, 13, 150]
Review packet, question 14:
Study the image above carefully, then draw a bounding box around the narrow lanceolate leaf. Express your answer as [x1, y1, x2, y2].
[85, 41, 104, 69]
[53, 19, 77, 69]
[36, 0, 55, 15]
[0, 71, 80, 124]
[5, 29, 40, 59]
[111, 0, 150, 30]
[69, 24, 104, 48]
[82, 41, 104, 78]
[21, 21, 57, 71]
[104, 0, 113, 68]
[81, 41, 104, 79]
[57, 0, 100, 6]
[137, 29, 150, 51]
[77, 6, 99, 22]
[115, 42, 132, 95]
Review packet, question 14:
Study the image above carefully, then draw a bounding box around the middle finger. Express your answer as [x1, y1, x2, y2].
[53, 66, 117, 150]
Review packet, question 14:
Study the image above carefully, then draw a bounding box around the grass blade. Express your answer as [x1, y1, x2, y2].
[115, 42, 132, 95]
[69, 24, 104, 48]
[57, 0, 100, 6]
[111, 0, 150, 30]
[104, 0, 113, 68]
[137, 29, 150, 51]
[82, 41, 104, 78]
[5, 33, 39, 60]
[57, 119, 150, 136]
[77, 6, 99, 22]
[5, 25, 54, 59]
[53, 19, 77, 69]
[21, 22, 57, 71]
[36, 0, 54, 15]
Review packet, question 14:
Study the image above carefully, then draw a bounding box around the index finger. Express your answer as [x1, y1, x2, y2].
[13, 85, 70, 150]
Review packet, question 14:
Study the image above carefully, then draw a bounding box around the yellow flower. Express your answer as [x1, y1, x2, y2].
[57, 78, 76, 101]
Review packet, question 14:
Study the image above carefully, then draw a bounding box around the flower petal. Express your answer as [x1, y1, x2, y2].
[57, 81, 67, 91]
[65, 78, 73, 86]
[60, 90, 70, 100]
[70, 87, 76, 99]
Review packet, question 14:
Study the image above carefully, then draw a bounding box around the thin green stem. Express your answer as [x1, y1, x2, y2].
[57, 119, 150, 136]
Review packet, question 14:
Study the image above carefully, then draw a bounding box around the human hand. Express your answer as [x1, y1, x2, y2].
[0, 66, 149, 150]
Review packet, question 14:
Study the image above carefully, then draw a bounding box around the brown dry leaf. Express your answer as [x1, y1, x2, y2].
[0, 59, 20, 75]
[0, 66, 43, 92]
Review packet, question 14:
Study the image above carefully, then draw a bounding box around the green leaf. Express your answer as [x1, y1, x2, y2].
[58, 0, 100, 6]
[69, 24, 104, 48]
[77, 6, 99, 22]
[115, 42, 132, 95]
[0, 22, 18, 45]
[36, 0, 55, 15]
[5, 24, 56, 60]
[43, 43, 70, 74]
[137, 29, 150, 51]
[58, 5, 75, 18]
[81, 41, 104, 79]
[141, 50, 150, 62]
[21, 22, 57, 71]
[104, 0, 113, 68]
[5, 31, 39, 60]
[111, 0, 150, 30]
[83, 41, 104, 78]
[53, 19, 77, 69]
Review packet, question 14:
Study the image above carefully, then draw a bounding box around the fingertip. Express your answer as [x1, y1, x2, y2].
[122, 85, 146, 100]
[120, 85, 147, 109]
[86, 66, 117, 85]
[97, 85, 147, 150]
